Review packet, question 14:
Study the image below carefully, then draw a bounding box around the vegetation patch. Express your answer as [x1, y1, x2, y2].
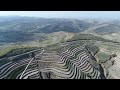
[60, 36, 66, 43]
[0, 45, 20, 58]
[96, 52, 110, 62]
[0, 46, 40, 58]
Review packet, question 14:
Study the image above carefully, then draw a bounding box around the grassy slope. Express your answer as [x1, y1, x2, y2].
[0, 44, 41, 58]
[0, 45, 21, 57]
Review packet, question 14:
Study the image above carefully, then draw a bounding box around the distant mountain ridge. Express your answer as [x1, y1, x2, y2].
[0, 16, 120, 43]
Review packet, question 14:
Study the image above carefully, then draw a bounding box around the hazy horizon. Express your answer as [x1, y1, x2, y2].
[0, 11, 120, 19]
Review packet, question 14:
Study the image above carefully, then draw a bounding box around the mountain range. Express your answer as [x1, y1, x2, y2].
[0, 16, 120, 44]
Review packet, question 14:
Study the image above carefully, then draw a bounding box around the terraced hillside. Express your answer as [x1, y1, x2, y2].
[0, 44, 107, 79]
[1, 33, 119, 79]
[0, 49, 43, 79]
[6, 43, 106, 79]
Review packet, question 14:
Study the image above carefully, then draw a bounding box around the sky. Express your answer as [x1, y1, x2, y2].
[0, 11, 120, 19]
